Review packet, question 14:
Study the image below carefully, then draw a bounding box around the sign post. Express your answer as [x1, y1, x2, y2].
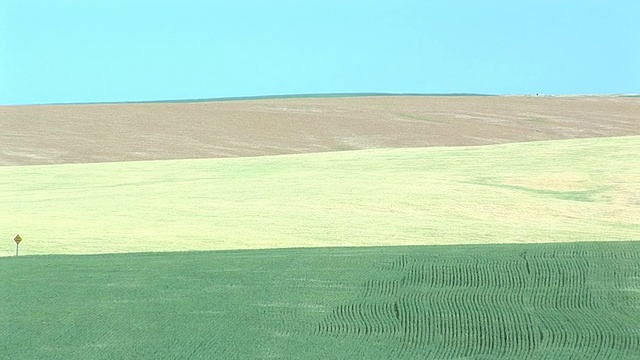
[14, 235, 22, 256]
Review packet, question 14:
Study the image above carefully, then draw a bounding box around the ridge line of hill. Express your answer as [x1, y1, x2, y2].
[7, 92, 494, 106]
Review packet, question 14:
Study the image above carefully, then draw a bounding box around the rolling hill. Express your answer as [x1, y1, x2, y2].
[1, 135, 638, 257]
[1, 95, 638, 166]
[2, 95, 639, 359]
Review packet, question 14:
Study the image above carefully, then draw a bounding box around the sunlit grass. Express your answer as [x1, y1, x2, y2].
[1, 136, 638, 256]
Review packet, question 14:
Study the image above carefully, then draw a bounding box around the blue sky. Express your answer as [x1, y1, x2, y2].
[1, 0, 638, 105]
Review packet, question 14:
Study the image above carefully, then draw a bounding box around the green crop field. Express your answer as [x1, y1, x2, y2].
[1, 136, 639, 256]
[2, 241, 639, 359]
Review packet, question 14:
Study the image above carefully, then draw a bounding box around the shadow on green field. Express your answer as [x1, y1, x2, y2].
[467, 181, 611, 202]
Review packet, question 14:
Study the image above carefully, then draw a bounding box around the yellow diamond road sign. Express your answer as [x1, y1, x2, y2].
[14, 235, 22, 244]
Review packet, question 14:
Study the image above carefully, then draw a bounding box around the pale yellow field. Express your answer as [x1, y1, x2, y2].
[1, 136, 638, 256]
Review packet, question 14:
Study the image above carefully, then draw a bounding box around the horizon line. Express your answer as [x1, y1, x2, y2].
[3, 92, 639, 107]
[3, 92, 494, 106]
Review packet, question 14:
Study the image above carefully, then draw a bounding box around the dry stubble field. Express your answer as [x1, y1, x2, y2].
[1, 95, 638, 165]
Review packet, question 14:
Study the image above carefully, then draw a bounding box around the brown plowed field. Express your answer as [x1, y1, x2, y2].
[1, 96, 638, 165]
